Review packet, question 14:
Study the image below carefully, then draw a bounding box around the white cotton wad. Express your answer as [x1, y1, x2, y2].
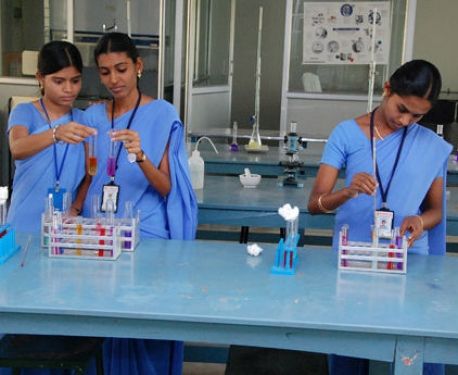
[247, 243, 263, 256]
[278, 203, 299, 221]
[244, 168, 251, 176]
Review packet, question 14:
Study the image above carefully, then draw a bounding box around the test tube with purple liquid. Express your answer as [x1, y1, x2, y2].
[107, 133, 117, 178]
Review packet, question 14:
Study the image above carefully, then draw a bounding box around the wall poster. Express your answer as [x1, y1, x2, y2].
[303, 2, 391, 65]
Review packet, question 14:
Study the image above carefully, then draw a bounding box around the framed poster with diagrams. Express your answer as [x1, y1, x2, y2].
[302, 2, 391, 65]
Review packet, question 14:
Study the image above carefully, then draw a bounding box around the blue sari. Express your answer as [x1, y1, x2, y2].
[322, 119, 452, 255]
[7, 103, 85, 234]
[82, 99, 197, 375]
[322, 120, 452, 375]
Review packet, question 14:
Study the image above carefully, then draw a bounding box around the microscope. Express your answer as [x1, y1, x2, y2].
[278, 121, 306, 188]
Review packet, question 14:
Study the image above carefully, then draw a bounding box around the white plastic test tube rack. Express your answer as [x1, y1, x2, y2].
[338, 228, 407, 274]
[41, 214, 140, 260]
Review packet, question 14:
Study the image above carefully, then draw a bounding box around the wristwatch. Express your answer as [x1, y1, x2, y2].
[136, 150, 147, 163]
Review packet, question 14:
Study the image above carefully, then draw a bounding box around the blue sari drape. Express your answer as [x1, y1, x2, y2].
[82, 99, 197, 375]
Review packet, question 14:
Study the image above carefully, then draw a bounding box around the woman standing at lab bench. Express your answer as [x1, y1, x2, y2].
[7, 40, 95, 233]
[308, 60, 452, 375]
[82, 32, 197, 375]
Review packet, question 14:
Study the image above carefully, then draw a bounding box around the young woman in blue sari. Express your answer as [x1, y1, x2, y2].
[7, 41, 95, 233]
[82, 32, 197, 375]
[308, 60, 452, 375]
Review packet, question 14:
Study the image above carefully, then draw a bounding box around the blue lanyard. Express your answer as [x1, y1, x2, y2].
[109, 90, 142, 178]
[369, 107, 407, 206]
[39, 99, 71, 189]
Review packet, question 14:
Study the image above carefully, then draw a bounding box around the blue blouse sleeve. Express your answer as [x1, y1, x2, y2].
[7, 103, 35, 133]
[320, 122, 349, 170]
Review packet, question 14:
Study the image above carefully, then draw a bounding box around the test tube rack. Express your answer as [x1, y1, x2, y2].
[338, 230, 407, 274]
[271, 234, 300, 275]
[41, 215, 140, 260]
[0, 224, 20, 264]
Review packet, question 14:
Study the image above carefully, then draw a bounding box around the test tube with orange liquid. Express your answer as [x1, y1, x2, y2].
[88, 135, 98, 176]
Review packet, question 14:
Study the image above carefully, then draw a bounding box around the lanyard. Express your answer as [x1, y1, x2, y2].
[369, 108, 407, 207]
[109, 90, 142, 180]
[39, 99, 71, 189]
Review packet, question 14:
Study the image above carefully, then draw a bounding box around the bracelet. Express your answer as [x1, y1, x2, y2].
[52, 127, 57, 143]
[317, 194, 333, 213]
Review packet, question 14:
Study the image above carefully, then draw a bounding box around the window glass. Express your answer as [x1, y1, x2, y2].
[193, 0, 231, 88]
[1, 0, 45, 77]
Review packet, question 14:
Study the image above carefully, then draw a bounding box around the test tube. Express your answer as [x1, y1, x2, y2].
[341, 224, 349, 246]
[91, 194, 100, 219]
[0, 186, 9, 226]
[230, 121, 239, 152]
[371, 225, 379, 247]
[341, 224, 349, 267]
[62, 191, 71, 216]
[88, 134, 98, 176]
[394, 227, 403, 270]
[107, 132, 117, 178]
[285, 217, 298, 250]
[52, 211, 62, 255]
[76, 216, 83, 256]
[123, 201, 133, 250]
[387, 229, 395, 270]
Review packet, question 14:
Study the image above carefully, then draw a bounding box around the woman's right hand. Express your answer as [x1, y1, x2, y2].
[54, 122, 97, 144]
[347, 172, 378, 197]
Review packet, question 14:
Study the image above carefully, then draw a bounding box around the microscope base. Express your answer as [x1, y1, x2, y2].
[277, 176, 304, 188]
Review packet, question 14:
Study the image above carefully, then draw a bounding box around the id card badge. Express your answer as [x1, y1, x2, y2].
[101, 183, 120, 213]
[374, 208, 394, 239]
[47, 187, 67, 211]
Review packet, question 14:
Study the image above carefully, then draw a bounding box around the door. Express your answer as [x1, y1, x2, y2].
[185, 0, 235, 134]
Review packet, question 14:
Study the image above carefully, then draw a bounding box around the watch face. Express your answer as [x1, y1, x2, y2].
[127, 153, 137, 163]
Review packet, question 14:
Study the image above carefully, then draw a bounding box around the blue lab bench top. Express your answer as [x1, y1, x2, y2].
[1, 237, 458, 375]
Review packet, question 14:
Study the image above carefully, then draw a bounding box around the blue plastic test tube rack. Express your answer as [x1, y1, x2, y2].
[0, 224, 21, 264]
[271, 234, 300, 275]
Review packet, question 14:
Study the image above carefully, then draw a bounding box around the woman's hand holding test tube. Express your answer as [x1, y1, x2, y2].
[54, 122, 97, 144]
[111, 129, 142, 162]
[347, 172, 378, 197]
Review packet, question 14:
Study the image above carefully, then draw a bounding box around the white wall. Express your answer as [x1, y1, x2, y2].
[413, 0, 458, 95]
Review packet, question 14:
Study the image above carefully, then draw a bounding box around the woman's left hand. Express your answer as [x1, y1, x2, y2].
[400, 215, 424, 247]
[111, 129, 142, 156]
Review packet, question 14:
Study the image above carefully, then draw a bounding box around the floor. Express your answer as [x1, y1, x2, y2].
[183, 362, 226, 375]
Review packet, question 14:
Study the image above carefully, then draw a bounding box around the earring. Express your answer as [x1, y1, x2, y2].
[137, 71, 142, 79]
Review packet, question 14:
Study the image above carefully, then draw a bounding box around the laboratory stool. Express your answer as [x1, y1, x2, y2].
[0, 334, 104, 375]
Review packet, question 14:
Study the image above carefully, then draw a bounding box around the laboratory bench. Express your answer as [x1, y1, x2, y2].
[197, 175, 458, 247]
[2, 236, 458, 375]
[195, 142, 458, 185]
